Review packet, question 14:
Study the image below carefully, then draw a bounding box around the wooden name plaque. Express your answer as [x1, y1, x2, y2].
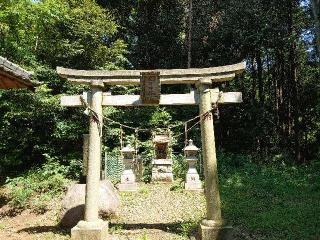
[140, 71, 160, 104]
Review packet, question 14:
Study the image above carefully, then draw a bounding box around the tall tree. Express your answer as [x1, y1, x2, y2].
[0, 0, 128, 171]
[311, 0, 320, 53]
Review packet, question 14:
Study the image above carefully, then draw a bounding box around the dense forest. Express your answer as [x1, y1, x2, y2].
[0, 0, 319, 175]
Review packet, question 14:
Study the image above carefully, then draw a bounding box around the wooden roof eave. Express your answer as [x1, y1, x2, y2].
[0, 56, 34, 90]
[0, 72, 34, 90]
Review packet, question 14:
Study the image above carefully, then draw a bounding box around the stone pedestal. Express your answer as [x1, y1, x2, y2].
[118, 159, 138, 191]
[199, 221, 233, 240]
[118, 145, 138, 191]
[71, 220, 109, 240]
[151, 159, 174, 182]
[185, 173, 202, 191]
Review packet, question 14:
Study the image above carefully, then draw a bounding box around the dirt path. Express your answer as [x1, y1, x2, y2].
[0, 207, 69, 240]
[0, 183, 206, 240]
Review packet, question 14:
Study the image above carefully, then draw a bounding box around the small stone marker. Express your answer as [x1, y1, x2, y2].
[140, 71, 160, 104]
[184, 139, 203, 191]
[118, 144, 138, 191]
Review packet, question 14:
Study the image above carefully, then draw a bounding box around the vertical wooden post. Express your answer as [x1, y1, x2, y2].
[198, 81, 232, 240]
[198, 83, 222, 222]
[85, 81, 103, 222]
[81, 134, 89, 184]
[72, 81, 108, 240]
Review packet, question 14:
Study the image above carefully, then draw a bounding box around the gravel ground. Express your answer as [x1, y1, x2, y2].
[111, 183, 206, 240]
[114, 183, 206, 224]
[0, 183, 206, 240]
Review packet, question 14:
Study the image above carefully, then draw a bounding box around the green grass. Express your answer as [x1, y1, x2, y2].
[2, 152, 319, 240]
[219, 155, 320, 240]
[4, 158, 70, 212]
[0, 221, 5, 230]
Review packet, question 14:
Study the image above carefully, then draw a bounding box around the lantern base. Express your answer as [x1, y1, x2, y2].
[118, 182, 138, 191]
[185, 172, 203, 191]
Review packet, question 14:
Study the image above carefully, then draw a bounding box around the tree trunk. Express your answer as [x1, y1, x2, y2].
[256, 51, 264, 106]
[288, 0, 304, 163]
[311, 0, 320, 55]
[187, 0, 193, 68]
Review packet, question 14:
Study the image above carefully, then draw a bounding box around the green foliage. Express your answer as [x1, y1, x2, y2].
[169, 181, 184, 192]
[139, 140, 154, 183]
[0, 85, 87, 173]
[179, 221, 198, 237]
[109, 223, 125, 234]
[97, 0, 320, 164]
[138, 185, 150, 195]
[141, 164, 152, 184]
[219, 153, 320, 240]
[172, 154, 188, 180]
[0, 0, 127, 69]
[0, 0, 128, 175]
[5, 155, 70, 211]
[104, 150, 123, 184]
[128, 0, 187, 69]
[136, 232, 150, 240]
[150, 108, 172, 127]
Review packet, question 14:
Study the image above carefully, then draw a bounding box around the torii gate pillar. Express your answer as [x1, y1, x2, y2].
[71, 81, 109, 240]
[198, 81, 232, 239]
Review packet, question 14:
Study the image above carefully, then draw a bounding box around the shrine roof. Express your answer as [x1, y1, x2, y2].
[153, 135, 170, 143]
[0, 56, 34, 89]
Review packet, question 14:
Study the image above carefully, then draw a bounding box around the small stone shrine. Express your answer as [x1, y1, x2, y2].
[118, 144, 138, 191]
[151, 134, 173, 182]
[184, 139, 202, 191]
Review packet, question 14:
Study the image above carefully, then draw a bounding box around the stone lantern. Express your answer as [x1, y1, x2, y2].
[118, 144, 138, 191]
[184, 139, 202, 191]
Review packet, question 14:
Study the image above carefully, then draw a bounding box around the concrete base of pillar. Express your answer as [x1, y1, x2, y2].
[71, 220, 109, 240]
[118, 182, 138, 192]
[199, 220, 233, 240]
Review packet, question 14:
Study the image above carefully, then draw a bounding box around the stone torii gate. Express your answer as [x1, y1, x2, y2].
[58, 61, 245, 240]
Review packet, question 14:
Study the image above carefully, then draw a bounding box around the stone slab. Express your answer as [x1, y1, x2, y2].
[118, 182, 138, 192]
[199, 223, 233, 240]
[151, 172, 174, 183]
[71, 220, 109, 240]
[185, 182, 203, 191]
[152, 159, 173, 165]
[120, 172, 136, 184]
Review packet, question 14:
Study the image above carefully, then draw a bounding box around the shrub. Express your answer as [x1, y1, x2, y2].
[5, 156, 70, 211]
[172, 153, 188, 180]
